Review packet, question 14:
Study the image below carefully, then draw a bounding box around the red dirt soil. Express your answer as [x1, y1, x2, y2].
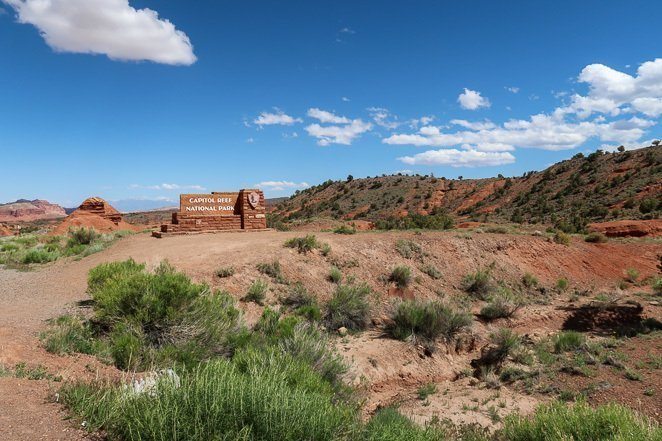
[588, 219, 662, 238]
[0, 223, 13, 237]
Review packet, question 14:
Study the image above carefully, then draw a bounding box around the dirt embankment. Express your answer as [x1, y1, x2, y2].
[588, 219, 662, 238]
[0, 230, 660, 439]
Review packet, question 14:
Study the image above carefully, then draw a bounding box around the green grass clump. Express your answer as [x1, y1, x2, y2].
[585, 232, 608, 243]
[333, 225, 356, 235]
[257, 260, 287, 283]
[215, 266, 235, 278]
[521, 272, 538, 288]
[554, 231, 571, 245]
[281, 282, 316, 309]
[556, 277, 569, 291]
[61, 354, 360, 441]
[325, 283, 371, 331]
[328, 266, 343, 284]
[388, 300, 471, 344]
[461, 268, 493, 300]
[40, 315, 97, 355]
[364, 408, 450, 441]
[653, 277, 662, 295]
[417, 383, 437, 400]
[625, 267, 639, 283]
[553, 331, 586, 353]
[420, 264, 442, 279]
[284, 235, 320, 254]
[22, 248, 59, 264]
[67, 227, 99, 247]
[395, 239, 423, 259]
[389, 265, 412, 289]
[244, 279, 268, 305]
[501, 400, 661, 441]
[480, 287, 524, 320]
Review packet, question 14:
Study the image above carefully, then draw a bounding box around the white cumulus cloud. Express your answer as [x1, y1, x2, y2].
[254, 110, 302, 127]
[398, 149, 515, 167]
[3, 0, 196, 65]
[458, 88, 491, 110]
[307, 108, 350, 124]
[255, 181, 310, 192]
[306, 119, 372, 146]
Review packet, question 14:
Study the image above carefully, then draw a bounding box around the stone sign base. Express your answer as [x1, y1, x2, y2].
[154, 189, 268, 237]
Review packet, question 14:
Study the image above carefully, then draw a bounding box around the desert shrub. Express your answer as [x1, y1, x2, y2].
[487, 328, 521, 362]
[553, 331, 585, 353]
[653, 277, 662, 295]
[257, 260, 286, 283]
[281, 282, 316, 309]
[395, 239, 422, 259]
[327, 265, 343, 284]
[320, 242, 332, 256]
[363, 408, 448, 441]
[216, 266, 235, 278]
[295, 304, 322, 322]
[625, 267, 639, 283]
[389, 265, 412, 289]
[462, 268, 493, 300]
[420, 264, 442, 279]
[480, 287, 524, 320]
[67, 227, 100, 247]
[554, 231, 571, 245]
[585, 232, 607, 243]
[388, 300, 471, 343]
[22, 248, 58, 264]
[374, 212, 454, 231]
[521, 273, 538, 288]
[83, 260, 243, 369]
[325, 283, 371, 331]
[556, 277, 569, 291]
[41, 315, 96, 355]
[284, 235, 319, 254]
[501, 400, 661, 441]
[333, 225, 356, 235]
[244, 279, 268, 304]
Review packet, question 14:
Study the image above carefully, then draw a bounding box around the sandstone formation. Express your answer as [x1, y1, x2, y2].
[0, 223, 13, 237]
[587, 219, 662, 238]
[51, 197, 141, 236]
[0, 199, 66, 223]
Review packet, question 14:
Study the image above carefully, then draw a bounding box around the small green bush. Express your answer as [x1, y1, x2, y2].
[653, 277, 662, 295]
[333, 225, 356, 235]
[67, 227, 99, 247]
[554, 231, 571, 245]
[389, 265, 412, 289]
[395, 239, 423, 259]
[364, 408, 449, 441]
[501, 400, 661, 441]
[420, 264, 442, 280]
[257, 260, 286, 283]
[521, 273, 538, 288]
[585, 232, 607, 243]
[556, 278, 569, 291]
[216, 266, 235, 278]
[489, 328, 521, 360]
[284, 235, 319, 254]
[388, 300, 471, 343]
[480, 287, 524, 320]
[328, 266, 343, 284]
[281, 282, 315, 309]
[625, 267, 639, 283]
[553, 331, 586, 353]
[244, 279, 268, 305]
[417, 383, 437, 400]
[462, 268, 493, 300]
[22, 248, 58, 264]
[41, 315, 96, 355]
[325, 283, 371, 331]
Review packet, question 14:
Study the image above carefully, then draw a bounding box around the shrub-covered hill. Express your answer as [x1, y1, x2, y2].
[271, 143, 661, 232]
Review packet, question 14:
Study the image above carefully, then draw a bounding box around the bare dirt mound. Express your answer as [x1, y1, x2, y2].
[588, 219, 662, 238]
[51, 197, 142, 235]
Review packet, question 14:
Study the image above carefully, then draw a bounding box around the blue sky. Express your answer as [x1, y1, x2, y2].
[1, 0, 660, 209]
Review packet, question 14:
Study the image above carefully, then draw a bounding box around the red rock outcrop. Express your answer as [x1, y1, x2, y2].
[51, 197, 140, 236]
[587, 219, 662, 238]
[0, 199, 66, 223]
[0, 224, 13, 237]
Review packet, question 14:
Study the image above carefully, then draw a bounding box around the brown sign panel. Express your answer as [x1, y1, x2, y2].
[180, 193, 239, 215]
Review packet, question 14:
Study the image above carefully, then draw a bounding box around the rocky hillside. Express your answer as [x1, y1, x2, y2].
[0, 199, 66, 223]
[272, 144, 662, 232]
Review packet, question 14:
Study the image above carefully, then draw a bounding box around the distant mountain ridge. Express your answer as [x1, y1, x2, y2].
[271, 144, 662, 232]
[0, 199, 67, 223]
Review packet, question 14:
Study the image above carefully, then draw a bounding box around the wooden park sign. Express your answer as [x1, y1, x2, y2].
[155, 189, 267, 236]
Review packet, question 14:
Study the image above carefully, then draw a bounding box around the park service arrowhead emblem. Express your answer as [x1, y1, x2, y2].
[248, 192, 260, 208]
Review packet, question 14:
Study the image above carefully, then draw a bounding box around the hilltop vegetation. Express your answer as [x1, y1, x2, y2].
[271, 144, 661, 233]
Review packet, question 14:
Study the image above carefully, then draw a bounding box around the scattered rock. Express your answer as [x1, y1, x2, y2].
[337, 326, 348, 336]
